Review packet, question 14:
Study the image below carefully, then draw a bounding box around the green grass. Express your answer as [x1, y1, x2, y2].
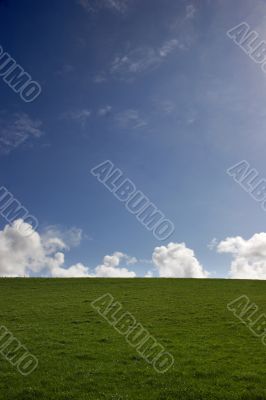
[0, 278, 266, 399]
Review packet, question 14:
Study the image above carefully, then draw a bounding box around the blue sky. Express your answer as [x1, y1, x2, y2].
[1, 0, 266, 278]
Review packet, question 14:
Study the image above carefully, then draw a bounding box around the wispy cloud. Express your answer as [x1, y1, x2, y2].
[158, 38, 185, 57]
[98, 105, 112, 116]
[110, 47, 161, 78]
[56, 64, 74, 76]
[109, 38, 185, 81]
[0, 112, 43, 155]
[105, 0, 129, 13]
[114, 109, 147, 129]
[207, 238, 218, 250]
[185, 4, 196, 19]
[77, 0, 95, 13]
[61, 109, 91, 127]
[89, 5, 193, 84]
[155, 99, 176, 115]
[93, 73, 107, 83]
[152, 98, 197, 125]
[78, 0, 129, 14]
[169, 3, 198, 47]
[42, 226, 85, 249]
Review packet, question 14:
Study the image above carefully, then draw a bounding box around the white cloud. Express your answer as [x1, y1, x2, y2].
[0, 112, 43, 155]
[217, 233, 266, 280]
[51, 263, 92, 278]
[152, 242, 209, 278]
[95, 252, 137, 277]
[0, 220, 65, 277]
[114, 109, 147, 129]
[51, 250, 137, 278]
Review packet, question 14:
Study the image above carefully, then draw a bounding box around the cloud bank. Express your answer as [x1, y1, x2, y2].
[3, 220, 266, 280]
[0, 220, 136, 278]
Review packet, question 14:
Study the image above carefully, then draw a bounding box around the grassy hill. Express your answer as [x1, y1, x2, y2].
[0, 278, 266, 400]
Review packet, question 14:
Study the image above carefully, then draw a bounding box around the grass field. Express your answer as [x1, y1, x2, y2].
[0, 278, 266, 400]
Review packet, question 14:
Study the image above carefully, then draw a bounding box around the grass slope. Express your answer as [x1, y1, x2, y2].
[0, 278, 266, 400]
